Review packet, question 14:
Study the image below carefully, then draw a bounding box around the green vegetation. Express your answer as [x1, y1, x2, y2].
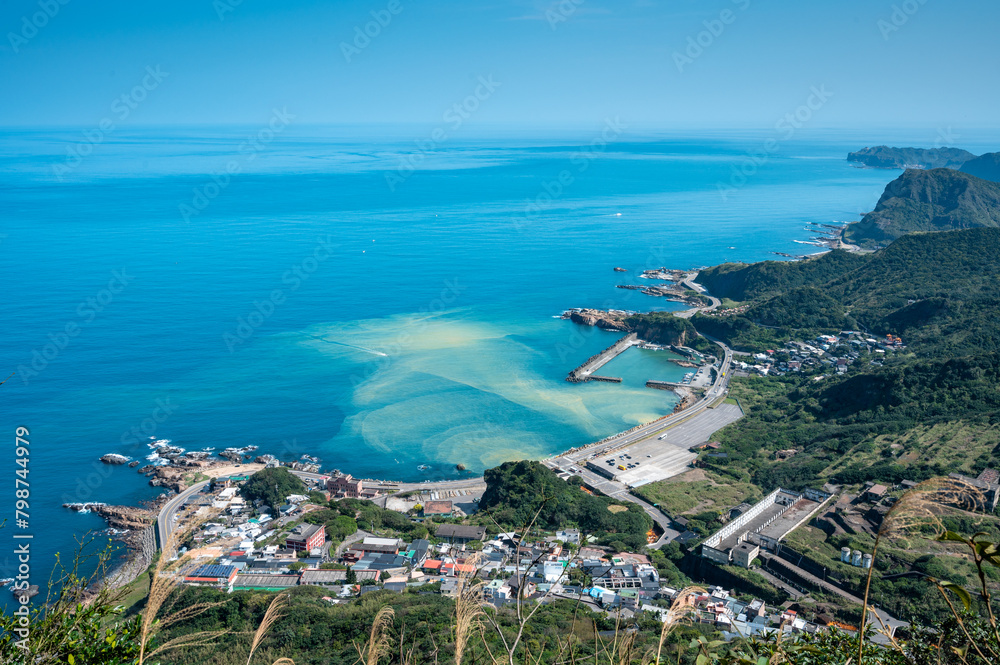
[697, 249, 868, 302]
[706, 351, 1000, 490]
[844, 168, 1000, 247]
[624, 311, 698, 346]
[238, 467, 306, 510]
[961, 151, 1000, 182]
[148, 586, 709, 665]
[303, 509, 358, 543]
[316, 497, 428, 540]
[480, 460, 653, 550]
[634, 470, 762, 535]
[694, 228, 1000, 356]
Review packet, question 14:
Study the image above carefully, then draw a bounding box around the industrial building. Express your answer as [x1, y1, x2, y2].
[702, 488, 831, 568]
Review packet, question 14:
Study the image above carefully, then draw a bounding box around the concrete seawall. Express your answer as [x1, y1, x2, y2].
[567, 332, 638, 383]
[646, 380, 698, 390]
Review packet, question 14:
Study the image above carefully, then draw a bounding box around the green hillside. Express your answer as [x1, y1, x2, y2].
[692, 228, 1000, 356]
[843, 168, 1000, 248]
[696, 250, 868, 302]
[961, 151, 1000, 182]
[690, 228, 1000, 492]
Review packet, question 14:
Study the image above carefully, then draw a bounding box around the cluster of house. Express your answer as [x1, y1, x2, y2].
[181, 476, 327, 550]
[735, 331, 904, 378]
[644, 586, 833, 639]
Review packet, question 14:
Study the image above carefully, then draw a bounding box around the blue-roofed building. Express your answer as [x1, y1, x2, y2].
[184, 564, 238, 591]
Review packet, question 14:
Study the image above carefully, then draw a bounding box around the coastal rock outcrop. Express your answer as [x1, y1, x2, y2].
[566, 309, 630, 331]
[100, 453, 130, 465]
[563, 308, 699, 347]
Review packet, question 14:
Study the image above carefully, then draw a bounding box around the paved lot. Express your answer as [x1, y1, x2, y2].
[651, 403, 743, 449]
[603, 446, 697, 488]
[554, 402, 742, 489]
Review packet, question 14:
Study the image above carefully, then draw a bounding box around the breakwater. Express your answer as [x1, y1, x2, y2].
[646, 380, 691, 390]
[566, 332, 638, 383]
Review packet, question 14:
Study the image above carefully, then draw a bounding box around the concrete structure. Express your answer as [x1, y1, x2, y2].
[233, 574, 300, 591]
[567, 333, 638, 382]
[435, 524, 486, 544]
[346, 537, 402, 561]
[555, 529, 581, 545]
[864, 484, 888, 502]
[422, 500, 454, 516]
[948, 472, 1000, 512]
[285, 524, 326, 552]
[702, 489, 829, 567]
[300, 569, 378, 585]
[541, 561, 565, 583]
[327, 474, 364, 498]
[733, 542, 760, 568]
[590, 562, 659, 591]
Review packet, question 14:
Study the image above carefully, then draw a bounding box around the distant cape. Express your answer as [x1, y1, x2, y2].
[847, 145, 976, 170]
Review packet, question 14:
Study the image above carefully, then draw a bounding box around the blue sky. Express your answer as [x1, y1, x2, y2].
[1, 0, 997, 127]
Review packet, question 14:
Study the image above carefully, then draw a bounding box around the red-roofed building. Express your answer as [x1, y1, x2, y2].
[865, 484, 888, 502]
[423, 560, 443, 574]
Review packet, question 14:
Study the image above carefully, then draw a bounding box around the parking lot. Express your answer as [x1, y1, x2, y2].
[594, 445, 697, 488]
[569, 402, 743, 488]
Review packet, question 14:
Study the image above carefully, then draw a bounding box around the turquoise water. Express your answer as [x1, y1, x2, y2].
[3, 125, 997, 586]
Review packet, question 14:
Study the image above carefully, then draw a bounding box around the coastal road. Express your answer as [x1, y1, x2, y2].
[675, 272, 722, 319]
[157, 479, 212, 549]
[156, 468, 331, 548]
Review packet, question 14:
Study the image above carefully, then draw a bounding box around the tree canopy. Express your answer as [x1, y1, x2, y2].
[239, 467, 307, 510]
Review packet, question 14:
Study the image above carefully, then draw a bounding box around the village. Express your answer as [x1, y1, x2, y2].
[730, 330, 906, 378]
[161, 466, 942, 645]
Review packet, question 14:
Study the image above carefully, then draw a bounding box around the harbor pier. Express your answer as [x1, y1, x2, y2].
[566, 332, 638, 383]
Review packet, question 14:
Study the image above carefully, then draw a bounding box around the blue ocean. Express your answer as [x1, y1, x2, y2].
[3, 125, 998, 586]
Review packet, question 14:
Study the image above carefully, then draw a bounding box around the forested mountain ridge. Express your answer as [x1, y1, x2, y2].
[692, 228, 1000, 491]
[693, 228, 1000, 356]
[843, 168, 1000, 247]
[961, 151, 1000, 182]
[696, 250, 868, 302]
